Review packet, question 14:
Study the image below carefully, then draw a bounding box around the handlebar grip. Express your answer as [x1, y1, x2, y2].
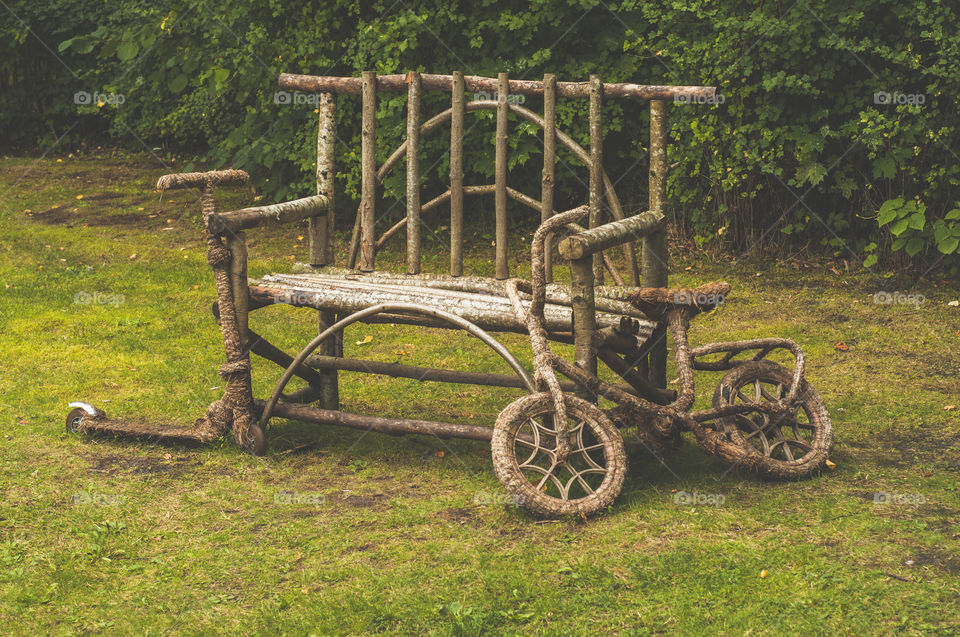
[156, 169, 249, 191]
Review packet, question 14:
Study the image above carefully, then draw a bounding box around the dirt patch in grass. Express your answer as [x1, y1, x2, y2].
[82, 450, 201, 477]
[31, 194, 174, 229]
[843, 427, 960, 470]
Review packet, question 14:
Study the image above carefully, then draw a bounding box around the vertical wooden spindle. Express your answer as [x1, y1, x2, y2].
[495, 72, 509, 279]
[589, 74, 604, 285]
[360, 70, 377, 272]
[570, 255, 597, 401]
[450, 71, 465, 277]
[315, 91, 339, 408]
[406, 71, 422, 274]
[313, 92, 336, 266]
[645, 99, 670, 388]
[541, 73, 557, 283]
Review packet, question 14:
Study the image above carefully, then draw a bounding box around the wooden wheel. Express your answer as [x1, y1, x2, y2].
[491, 393, 627, 517]
[712, 361, 832, 479]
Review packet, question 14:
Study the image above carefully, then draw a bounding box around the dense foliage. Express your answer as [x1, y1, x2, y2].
[3, 0, 958, 271]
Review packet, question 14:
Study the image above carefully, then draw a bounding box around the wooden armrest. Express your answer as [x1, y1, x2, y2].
[156, 169, 249, 191]
[558, 210, 664, 260]
[207, 195, 330, 234]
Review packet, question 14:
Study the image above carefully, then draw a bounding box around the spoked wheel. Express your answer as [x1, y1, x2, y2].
[65, 408, 87, 434]
[712, 361, 832, 479]
[491, 393, 627, 518]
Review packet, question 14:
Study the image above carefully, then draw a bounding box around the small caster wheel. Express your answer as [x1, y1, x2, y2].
[65, 408, 87, 434]
[244, 424, 267, 456]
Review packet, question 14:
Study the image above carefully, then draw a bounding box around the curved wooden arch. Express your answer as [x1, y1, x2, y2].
[346, 100, 639, 283]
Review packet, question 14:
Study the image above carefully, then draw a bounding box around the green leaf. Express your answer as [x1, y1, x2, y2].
[877, 198, 903, 226]
[213, 68, 229, 84]
[937, 236, 960, 255]
[889, 218, 909, 237]
[905, 237, 924, 257]
[58, 39, 73, 52]
[891, 237, 907, 251]
[908, 211, 925, 231]
[169, 74, 188, 93]
[863, 253, 878, 267]
[117, 41, 138, 61]
[946, 208, 960, 221]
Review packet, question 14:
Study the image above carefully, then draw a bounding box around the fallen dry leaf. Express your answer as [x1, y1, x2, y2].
[834, 342, 850, 351]
[355, 335, 373, 345]
[948, 300, 959, 307]
[760, 569, 768, 579]
[163, 453, 172, 460]
[75, 194, 84, 200]
[945, 405, 957, 411]
[434, 450, 444, 458]
[825, 459, 837, 469]
[128, 253, 137, 260]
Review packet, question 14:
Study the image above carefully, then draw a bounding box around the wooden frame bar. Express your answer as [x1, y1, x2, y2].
[589, 74, 604, 285]
[558, 210, 665, 260]
[541, 73, 557, 283]
[312, 92, 336, 265]
[280, 72, 716, 101]
[569, 256, 597, 399]
[450, 70, 465, 276]
[644, 99, 670, 388]
[360, 70, 377, 271]
[495, 72, 509, 279]
[207, 195, 329, 234]
[406, 71, 422, 274]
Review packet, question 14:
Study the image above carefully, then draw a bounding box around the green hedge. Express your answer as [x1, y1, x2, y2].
[3, 0, 958, 271]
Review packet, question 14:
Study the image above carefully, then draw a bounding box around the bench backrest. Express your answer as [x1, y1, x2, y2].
[278, 71, 716, 286]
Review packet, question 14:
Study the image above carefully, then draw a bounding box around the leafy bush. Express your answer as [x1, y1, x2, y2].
[3, 0, 958, 273]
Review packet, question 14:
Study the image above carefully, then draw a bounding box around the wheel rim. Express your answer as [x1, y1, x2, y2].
[725, 377, 818, 462]
[512, 410, 614, 501]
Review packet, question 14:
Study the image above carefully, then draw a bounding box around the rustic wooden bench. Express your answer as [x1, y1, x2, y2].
[155, 70, 717, 448]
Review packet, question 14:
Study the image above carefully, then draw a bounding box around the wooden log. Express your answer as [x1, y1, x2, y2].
[261, 270, 652, 321]
[261, 400, 498, 442]
[450, 70, 465, 277]
[360, 70, 377, 271]
[406, 71, 422, 274]
[279, 72, 717, 102]
[589, 75, 605, 285]
[569, 256, 597, 399]
[558, 210, 665, 260]
[495, 72, 509, 280]
[207, 195, 329, 234]
[313, 92, 336, 265]
[248, 280, 639, 336]
[226, 232, 249, 349]
[645, 99, 669, 388]
[316, 310, 339, 409]
[542, 73, 557, 283]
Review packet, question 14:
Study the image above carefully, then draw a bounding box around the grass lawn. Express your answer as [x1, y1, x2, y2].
[1, 151, 958, 635]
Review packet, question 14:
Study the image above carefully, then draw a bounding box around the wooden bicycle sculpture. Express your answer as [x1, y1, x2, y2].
[65, 70, 833, 518]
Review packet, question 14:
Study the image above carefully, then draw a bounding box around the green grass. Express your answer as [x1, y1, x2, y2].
[1, 151, 958, 635]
